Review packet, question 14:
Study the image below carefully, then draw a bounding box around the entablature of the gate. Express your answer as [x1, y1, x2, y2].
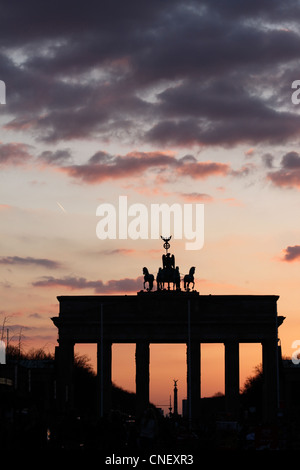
[51, 292, 284, 344]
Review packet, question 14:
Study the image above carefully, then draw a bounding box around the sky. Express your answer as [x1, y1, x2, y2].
[1, 0, 300, 412]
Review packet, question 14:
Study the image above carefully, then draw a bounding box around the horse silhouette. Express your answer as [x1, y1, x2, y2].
[143, 267, 154, 291]
[184, 267, 195, 291]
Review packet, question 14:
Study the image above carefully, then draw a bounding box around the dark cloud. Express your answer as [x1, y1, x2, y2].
[38, 149, 73, 165]
[60, 151, 177, 183]
[281, 245, 300, 262]
[267, 151, 300, 188]
[145, 77, 300, 147]
[32, 275, 143, 293]
[207, 0, 300, 22]
[0, 0, 175, 47]
[262, 153, 274, 169]
[59, 150, 231, 183]
[147, 110, 300, 148]
[0, 256, 61, 269]
[101, 249, 135, 256]
[281, 151, 300, 169]
[28, 313, 43, 319]
[0, 143, 33, 166]
[1, 1, 300, 147]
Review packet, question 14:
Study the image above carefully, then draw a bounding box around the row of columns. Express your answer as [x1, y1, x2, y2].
[56, 339, 279, 424]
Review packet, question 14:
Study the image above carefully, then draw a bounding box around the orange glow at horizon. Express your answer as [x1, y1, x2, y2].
[74, 342, 263, 415]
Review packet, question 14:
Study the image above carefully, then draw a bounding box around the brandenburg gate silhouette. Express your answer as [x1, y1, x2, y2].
[51, 237, 284, 424]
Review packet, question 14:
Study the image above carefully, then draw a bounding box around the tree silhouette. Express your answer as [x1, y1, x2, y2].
[240, 364, 264, 420]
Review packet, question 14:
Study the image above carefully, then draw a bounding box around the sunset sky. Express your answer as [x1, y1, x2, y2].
[1, 0, 300, 413]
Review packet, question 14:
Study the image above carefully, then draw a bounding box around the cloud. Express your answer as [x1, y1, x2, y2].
[32, 275, 144, 293]
[145, 75, 300, 147]
[0, 256, 61, 269]
[100, 249, 135, 256]
[59, 150, 231, 184]
[1, 1, 300, 148]
[262, 153, 274, 169]
[280, 245, 300, 262]
[0, 143, 33, 166]
[145, 103, 300, 148]
[281, 151, 300, 169]
[180, 192, 214, 202]
[244, 148, 255, 157]
[267, 151, 300, 188]
[206, 0, 300, 22]
[221, 197, 244, 207]
[177, 160, 230, 179]
[38, 148, 73, 166]
[0, 1, 172, 49]
[230, 163, 256, 177]
[60, 150, 176, 183]
[28, 313, 43, 319]
[0, 139, 246, 187]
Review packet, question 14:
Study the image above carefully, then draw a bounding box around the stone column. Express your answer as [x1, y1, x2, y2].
[56, 341, 74, 411]
[97, 340, 112, 418]
[186, 341, 201, 424]
[135, 341, 150, 418]
[262, 339, 278, 424]
[224, 341, 239, 418]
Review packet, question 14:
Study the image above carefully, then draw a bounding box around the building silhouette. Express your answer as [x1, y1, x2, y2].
[2, 241, 300, 450]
